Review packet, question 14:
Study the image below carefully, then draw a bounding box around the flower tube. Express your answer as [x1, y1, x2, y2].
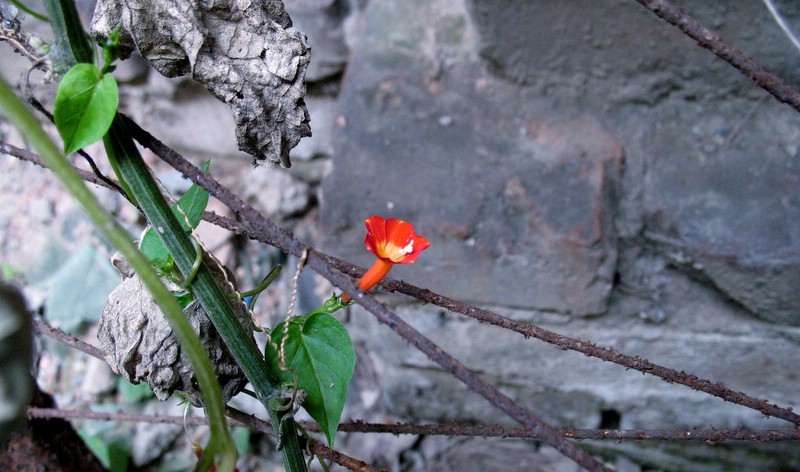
[342, 216, 430, 303]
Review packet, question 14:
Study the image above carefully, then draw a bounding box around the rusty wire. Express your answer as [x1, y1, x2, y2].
[27, 406, 800, 444]
[12, 126, 800, 469]
[122, 115, 612, 472]
[6, 2, 800, 469]
[633, 0, 800, 112]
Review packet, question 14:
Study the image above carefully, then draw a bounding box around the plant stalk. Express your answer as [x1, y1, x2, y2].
[106, 115, 307, 472]
[0, 76, 237, 471]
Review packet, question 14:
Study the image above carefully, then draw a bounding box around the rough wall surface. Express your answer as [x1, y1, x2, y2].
[2, 0, 800, 470]
[317, 0, 800, 469]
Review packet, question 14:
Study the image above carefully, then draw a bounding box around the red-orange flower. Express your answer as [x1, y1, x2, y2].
[342, 216, 430, 303]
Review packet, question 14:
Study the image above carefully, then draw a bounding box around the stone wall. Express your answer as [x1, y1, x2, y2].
[311, 0, 800, 469]
[2, 0, 800, 470]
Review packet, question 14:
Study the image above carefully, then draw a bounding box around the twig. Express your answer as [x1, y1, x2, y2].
[335, 422, 800, 443]
[0, 7, 50, 74]
[30, 317, 379, 472]
[28, 407, 235, 426]
[224, 408, 385, 472]
[32, 317, 105, 360]
[204, 206, 800, 429]
[27, 407, 379, 472]
[27, 407, 800, 443]
[1, 140, 117, 191]
[124, 116, 612, 472]
[632, 0, 800, 113]
[10, 141, 800, 429]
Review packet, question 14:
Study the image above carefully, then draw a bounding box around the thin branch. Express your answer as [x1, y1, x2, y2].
[28, 407, 228, 426]
[0, 7, 50, 74]
[335, 422, 800, 443]
[223, 408, 386, 472]
[27, 407, 800, 443]
[1, 140, 117, 191]
[32, 317, 105, 360]
[10, 140, 800, 429]
[122, 117, 613, 472]
[205, 199, 800, 429]
[632, 0, 800, 113]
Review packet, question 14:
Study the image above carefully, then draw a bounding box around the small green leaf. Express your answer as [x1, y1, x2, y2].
[139, 163, 209, 262]
[174, 161, 210, 231]
[117, 378, 153, 403]
[265, 312, 355, 447]
[232, 427, 251, 455]
[53, 63, 118, 155]
[138, 227, 170, 264]
[175, 291, 195, 308]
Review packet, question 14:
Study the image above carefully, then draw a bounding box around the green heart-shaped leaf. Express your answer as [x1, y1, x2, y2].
[53, 63, 118, 155]
[266, 312, 355, 447]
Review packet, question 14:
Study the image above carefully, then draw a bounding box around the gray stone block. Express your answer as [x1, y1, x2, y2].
[284, 0, 353, 82]
[321, 0, 621, 315]
[317, 0, 800, 467]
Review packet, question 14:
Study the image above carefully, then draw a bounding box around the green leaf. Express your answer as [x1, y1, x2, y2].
[117, 378, 153, 403]
[232, 427, 251, 455]
[139, 162, 209, 263]
[138, 227, 170, 265]
[174, 161, 210, 231]
[53, 63, 118, 155]
[175, 291, 195, 308]
[265, 312, 355, 447]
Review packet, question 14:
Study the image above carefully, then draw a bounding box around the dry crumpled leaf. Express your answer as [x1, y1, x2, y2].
[98, 255, 254, 407]
[90, 0, 311, 167]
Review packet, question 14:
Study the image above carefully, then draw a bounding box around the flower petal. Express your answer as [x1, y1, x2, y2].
[363, 215, 430, 263]
[364, 215, 386, 258]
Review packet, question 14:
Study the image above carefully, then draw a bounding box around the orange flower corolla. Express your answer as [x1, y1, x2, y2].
[342, 216, 430, 303]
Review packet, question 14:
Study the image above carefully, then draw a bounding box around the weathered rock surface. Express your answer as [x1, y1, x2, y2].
[317, 0, 800, 469]
[322, 0, 800, 320]
[284, 0, 352, 82]
[641, 107, 800, 324]
[321, 0, 623, 314]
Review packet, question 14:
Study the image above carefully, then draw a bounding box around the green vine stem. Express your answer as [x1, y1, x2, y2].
[105, 116, 307, 472]
[21, 2, 309, 469]
[0, 78, 236, 471]
[10, 1, 49, 22]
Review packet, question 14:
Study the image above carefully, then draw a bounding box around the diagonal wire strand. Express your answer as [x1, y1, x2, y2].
[7, 141, 799, 428]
